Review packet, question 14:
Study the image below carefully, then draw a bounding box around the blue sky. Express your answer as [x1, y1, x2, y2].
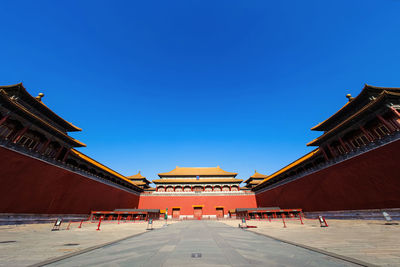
[1, 1, 399, 184]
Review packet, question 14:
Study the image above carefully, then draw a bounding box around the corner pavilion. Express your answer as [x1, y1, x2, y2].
[152, 166, 242, 193]
[127, 171, 152, 190]
[243, 171, 269, 189]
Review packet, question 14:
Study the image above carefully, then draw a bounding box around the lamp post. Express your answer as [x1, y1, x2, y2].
[164, 208, 168, 226]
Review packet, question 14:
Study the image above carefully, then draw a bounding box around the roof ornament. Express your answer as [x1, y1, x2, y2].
[36, 93, 44, 102]
[346, 94, 354, 102]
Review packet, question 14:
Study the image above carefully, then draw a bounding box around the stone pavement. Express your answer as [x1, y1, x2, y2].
[46, 220, 357, 267]
[0, 220, 177, 267]
[222, 218, 400, 266]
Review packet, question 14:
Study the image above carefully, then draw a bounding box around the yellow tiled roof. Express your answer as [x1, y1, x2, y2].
[127, 171, 146, 179]
[310, 101, 350, 131]
[131, 181, 146, 186]
[158, 166, 237, 177]
[250, 171, 269, 179]
[243, 171, 269, 184]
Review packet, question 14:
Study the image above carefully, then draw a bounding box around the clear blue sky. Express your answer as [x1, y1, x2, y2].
[1, 1, 399, 184]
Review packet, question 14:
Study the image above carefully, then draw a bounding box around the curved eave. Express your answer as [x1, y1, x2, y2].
[310, 101, 351, 131]
[0, 89, 86, 147]
[128, 178, 152, 185]
[127, 172, 146, 179]
[250, 171, 269, 179]
[244, 176, 268, 184]
[310, 84, 400, 131]
[145, 188, 156, 191]
[131, 181, 146, 186]
[243, 178, 252, 184]
[307, 90, 398, 146]
[0, 83, 82, 132]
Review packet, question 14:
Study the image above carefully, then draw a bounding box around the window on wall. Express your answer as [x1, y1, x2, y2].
[194, 186, 203, 192]
[175, 187, 183, 192]
[18, 135, 39, 150]
[374, 124, 390, 138]
[0, 124, 13, 139]
[336, 145, 346, 155]
[351, 134, 369, 148]
[44, 146, 53, 156]
[44, 146, 58, 157]
[222, 186, 230, 191]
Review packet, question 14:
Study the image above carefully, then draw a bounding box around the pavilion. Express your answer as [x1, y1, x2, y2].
[152, 166, 242, 193]
[127, 171, 152, 190]
[243, 171, 269, 189]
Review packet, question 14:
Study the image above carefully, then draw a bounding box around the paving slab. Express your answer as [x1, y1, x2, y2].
[0, 220, 177, 267]
[45, 220, 358, 267]
[221, 218, 400, 267]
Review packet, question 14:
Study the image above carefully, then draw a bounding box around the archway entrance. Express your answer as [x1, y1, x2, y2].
[216, 207, 224, 218]
[172, 207, 180, 219]
[193, 207, 203, 220]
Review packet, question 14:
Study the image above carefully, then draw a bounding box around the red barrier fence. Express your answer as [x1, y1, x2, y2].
[236, 208, 303, 220]
[90, 209, 160, 222]
[96, 216, 103, 231]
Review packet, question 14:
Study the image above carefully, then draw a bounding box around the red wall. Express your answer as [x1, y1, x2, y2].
[139, 194, 257, 215]
[256, 140, 400, 212]
[2, 138, 399, 216]
[0, 147, 140, 214]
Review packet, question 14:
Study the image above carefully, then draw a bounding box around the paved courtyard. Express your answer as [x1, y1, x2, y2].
[2, 219, 399, 266]
[44, 220, 358, 267]
[0, 220, 178, 267]
[222, 218, 400, 266]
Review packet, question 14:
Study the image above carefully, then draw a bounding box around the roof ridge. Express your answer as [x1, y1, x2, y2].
[311, 84, 400, 132]
[177, 166, 221, 168]
[307, 91, 392, 146]
[0, 83, 82, 132]
[0, 90, 86, 147]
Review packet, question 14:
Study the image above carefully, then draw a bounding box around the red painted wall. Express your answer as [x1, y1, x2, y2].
[0, 147, 140, 214]
[139, 194, 257, 215]
[256, 140, 400, 212]
[2, 139, 399, 215]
